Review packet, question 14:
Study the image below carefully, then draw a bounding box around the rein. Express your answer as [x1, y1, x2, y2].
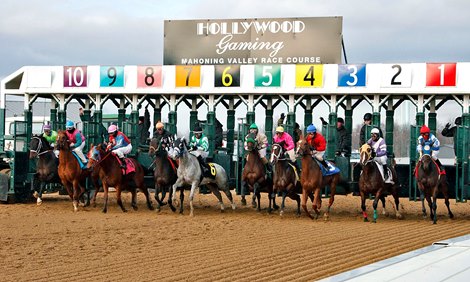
[90, 149, 113, 168]
[271, 144, 288, 161]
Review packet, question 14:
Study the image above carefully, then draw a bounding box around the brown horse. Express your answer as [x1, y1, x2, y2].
[29, 135, 61, 205]
[296, 139, 340, 220]
[242, 140, 277, 213]
[416, 154, 453, 224]
[270, 142, 300, 216]
[148, 137, 178, 212]
[88, 144, 154, 213]
[359, 144, 402, 222]
[56, 130, 88, 212]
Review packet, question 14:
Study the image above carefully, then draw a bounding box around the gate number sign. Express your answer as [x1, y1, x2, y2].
[175, 65, 201, 87]
[426, 63, 456, 86]
[338, 64, 366, 87]
[100, 66, 124, 87]
[255, 65, 281, 87]
[63, 66, 87, 87]
[295, 65, 324, 87]
[137, 66, 162, 88]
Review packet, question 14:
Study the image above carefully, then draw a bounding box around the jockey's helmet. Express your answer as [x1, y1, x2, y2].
[275, 126, 284, 133]
[65, 120, 75, 130]
[371, 128, 380, 135]
[249, 123, 258, 130]
[43, 124, 51, 131]
[363, 113, 372, 121]
[455, 117, 462, 125]
[155, 121, 164, 130]
[246, 137, 256, 144]
[108, 124, 118, 134]
[420, 125, 430, 134]
[306, 124, 316, 134]
[193, 126, 203, 134]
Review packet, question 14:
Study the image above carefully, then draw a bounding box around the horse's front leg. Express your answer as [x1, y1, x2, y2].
[189, 182, 198, 217]
[324, 180, 337, 221]
[419, 187, 427, 218]
[425, 193, 433, 222]
[179, 188, 185, 214]
[131, 188, 138, 211]
[167, 185, 176, 212]
[432, 186, 438, 224]
[441, 182, 454, 219]
[116, 185, 127, 213]
[252, 182, 259, 209]
[240, 180, 247, 206]
[91, 174, 100, 208]
[312, 188, 321, 219]
[360, 191, 368, 222]
[102, 182, 109, 213]
[72, 180, 81, 212]
[36, 181, 45, 205]
[372, 190, 383, 223]
[280, 191, 287, 216]
[302, 188, 314, 220]
[172, 177, 184, 208]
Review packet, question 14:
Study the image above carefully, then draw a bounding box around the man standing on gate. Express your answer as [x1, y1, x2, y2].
[360, 113, 383, 146]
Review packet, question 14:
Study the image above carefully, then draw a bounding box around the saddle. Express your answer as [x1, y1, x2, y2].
[113, 154, 136, 175]
[414, 159, 446, 178]
[314, 159, 340, 176]
[196, 157, 217, 180]
[71, 152, 88, 170]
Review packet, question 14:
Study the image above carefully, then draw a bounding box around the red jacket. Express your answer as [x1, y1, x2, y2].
[306, 132, 326, 151]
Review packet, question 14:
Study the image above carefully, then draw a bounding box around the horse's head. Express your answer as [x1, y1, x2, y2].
[172, 137, 187, 159]
[296, 138, 310, 158]
[420, 154, 433, 171]
[148, 138, 160, 157]
[29, 135, 49, 159]
[245, 134, 257, 152]
[359, 144, 373, 166]
[56, 131, 70, 151]
[270, 142, 285, 165]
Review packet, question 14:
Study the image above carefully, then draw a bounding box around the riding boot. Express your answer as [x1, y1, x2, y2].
[319, 159, 329, 170]
[120, 157, 127, 170]
[383, 164, 394, 184]
[435, 158, 444, 171]
[197, 155, 208, 175]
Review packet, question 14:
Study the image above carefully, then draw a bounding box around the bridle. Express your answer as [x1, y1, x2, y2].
[271, 143, 287, 163]
[30, 136, 51, 157]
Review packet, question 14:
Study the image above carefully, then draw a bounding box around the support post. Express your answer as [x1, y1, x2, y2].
[265, 98, 273, 148]
[226, 99, 235, 155]
[386, 100, 394, 158]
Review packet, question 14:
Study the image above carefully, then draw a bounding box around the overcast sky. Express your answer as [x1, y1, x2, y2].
[1, 0, 469, 129]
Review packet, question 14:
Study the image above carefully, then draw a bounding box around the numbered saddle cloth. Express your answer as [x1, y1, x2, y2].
[113, 154, 136, 175]
[316, 160, 340, 176]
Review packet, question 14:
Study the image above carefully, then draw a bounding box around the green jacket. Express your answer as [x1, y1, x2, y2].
[43, 130, 58, 145]
[190, 134, 209, 152]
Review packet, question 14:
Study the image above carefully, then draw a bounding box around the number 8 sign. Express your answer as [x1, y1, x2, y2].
[137, 66, 162, 88]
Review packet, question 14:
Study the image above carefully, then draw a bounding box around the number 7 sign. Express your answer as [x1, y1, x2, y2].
[426, 63, 456, 86]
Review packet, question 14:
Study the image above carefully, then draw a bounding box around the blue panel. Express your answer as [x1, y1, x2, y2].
[338, 64, 366, 87]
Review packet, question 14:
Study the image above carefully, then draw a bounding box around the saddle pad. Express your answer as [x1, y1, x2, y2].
[206, 163, 217, 178]
[287, 163, 299, 182]
[315, 159, 340, 176]
[72, 152, 88, 170]
[113, 154, 136, 175]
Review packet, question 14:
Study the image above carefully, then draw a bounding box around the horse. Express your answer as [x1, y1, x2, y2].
[242, 140, 277, 213]
[358, 144, 402, 222]
[56, 130, 89, 212]
[416, 153, 453, 224]
[148, 137, 178, 212]
[296, 139, 340, 220]
[88, 143, 154, 213]
[29, 135, 61, 205]
[270, 142, 299, 216]
[171, 137, 236, 216]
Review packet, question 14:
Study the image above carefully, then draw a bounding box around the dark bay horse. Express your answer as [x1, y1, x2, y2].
[359, 144, 402, 222]
[242, 140, 277, 213]
[149, 137, 178, 212]
[56, 130, 88, 212]
[416, 154, 453, 224]
[88, 144, 154, 213]
[29, 135, 60, 205]
[171, 137, 236, 216]
[296, 139, 340, 220]
[270, 143, 298, 216]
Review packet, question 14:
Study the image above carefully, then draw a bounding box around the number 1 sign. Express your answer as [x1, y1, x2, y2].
[426, 63, 456, 86]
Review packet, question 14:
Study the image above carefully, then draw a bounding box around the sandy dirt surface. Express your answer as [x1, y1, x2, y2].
[1, 191, 469, 282]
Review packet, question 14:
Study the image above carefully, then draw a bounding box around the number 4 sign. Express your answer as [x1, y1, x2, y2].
[426, 63, 456, 86]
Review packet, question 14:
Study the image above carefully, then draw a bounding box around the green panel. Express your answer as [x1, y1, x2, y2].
[386, 110, 394, 157]
[168, 111, 177, 135]
[409, 125, 419, 201]
[206, 111, 215, 159]
[226, 109, 235, 155]
[428, 112, 437, 134]
[326, 112, 337, 160]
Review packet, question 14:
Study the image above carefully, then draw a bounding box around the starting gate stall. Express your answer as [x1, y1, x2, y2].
[2, 63, 470, 202]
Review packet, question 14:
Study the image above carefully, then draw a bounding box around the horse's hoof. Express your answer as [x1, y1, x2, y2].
[273, 204, 279, 210]
[33, 191, 39, 199]
[449, 213, 454, 219]
[190, 212, 194, 217]
[102, 209, 107, 213]
[372, 220, 377, 223]
[363, 218, 369, 222]
[170, 206, 176, 212]
[79, 202, 86, 207]
[220, 209, 225, 213]
[279, 210, 284, 217]
[231, 203, 236, 210]
[36, 198, 42, 205]
[268, 208, 272, 214]
[132, 206, 138, 211]
[257, 208, 261, 212]
[323, 214, 329, 221]
[252, 201, 257, 209]
[433, 221, 437, 225]
[296, 212, 301, 218]
[122, 209, 128, 213]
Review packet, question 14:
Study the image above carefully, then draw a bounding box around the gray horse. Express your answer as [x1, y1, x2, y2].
[171, 137, 236, 216]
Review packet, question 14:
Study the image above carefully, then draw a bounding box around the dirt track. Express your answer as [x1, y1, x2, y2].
[1, 191, 469, 282]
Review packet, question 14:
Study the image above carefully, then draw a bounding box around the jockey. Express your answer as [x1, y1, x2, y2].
[65, 120, 87, 164]
[244, 123, 272, 173]
[273, 126, 299, 171]
[153, 121, 175, 156]
[367, 128, 393, 184]
[189, 126, 210, 174]
[305, 124, 329, 169]
[107, 124, 132, 170]
[42, 124, 58, 157]
[417, 125, 443, 170]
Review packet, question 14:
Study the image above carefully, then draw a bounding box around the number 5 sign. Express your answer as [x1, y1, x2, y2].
[426, 63, 456, 86]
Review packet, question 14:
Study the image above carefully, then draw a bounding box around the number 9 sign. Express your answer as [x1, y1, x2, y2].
[100, 66, 124, 87]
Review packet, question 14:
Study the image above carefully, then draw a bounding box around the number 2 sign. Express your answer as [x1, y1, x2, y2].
[426, 63, 456, 86]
